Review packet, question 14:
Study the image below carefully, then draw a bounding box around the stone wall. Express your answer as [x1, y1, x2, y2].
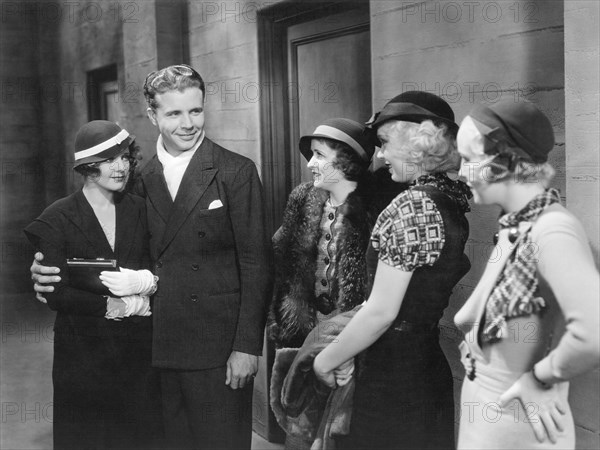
[1, 4, 46, 293]
[187, 0, 264, 168]
[564, 2, 599, 448]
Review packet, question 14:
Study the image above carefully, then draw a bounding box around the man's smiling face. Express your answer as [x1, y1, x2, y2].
[147, 87, 205, 156]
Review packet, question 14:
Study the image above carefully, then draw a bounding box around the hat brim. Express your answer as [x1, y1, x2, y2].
[370, 112, 458, 133]
[367, 101, 459, 142]
[299, 132, 372, 162]
[73, 134, 135, 167]
[299, 134, 325, 161]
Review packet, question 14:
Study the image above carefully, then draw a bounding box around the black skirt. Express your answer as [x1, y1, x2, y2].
[52, 316, 163, 450]
[338, 326, 455, 450]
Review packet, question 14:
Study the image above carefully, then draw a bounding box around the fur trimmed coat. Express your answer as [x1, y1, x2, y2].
[268, 180, 389, 348]
[270, 307, 361, 448]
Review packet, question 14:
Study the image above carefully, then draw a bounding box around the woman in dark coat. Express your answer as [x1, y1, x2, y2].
[269, 118, 384, 350]
[269, 118, 402, 449]
[313, 92, 472, 449]
[24, 121, 162, 449]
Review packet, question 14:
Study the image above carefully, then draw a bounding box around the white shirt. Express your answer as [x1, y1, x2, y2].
[156, 133, 205, 201]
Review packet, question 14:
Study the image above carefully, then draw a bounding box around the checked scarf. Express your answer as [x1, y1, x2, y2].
[482, 188, 561, 343]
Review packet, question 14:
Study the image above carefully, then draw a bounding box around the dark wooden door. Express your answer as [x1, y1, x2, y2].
[288, 12, 371, 185]
[256, 2, 371, 442]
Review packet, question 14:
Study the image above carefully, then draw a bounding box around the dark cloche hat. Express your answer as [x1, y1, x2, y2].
[73, 120, 135, 168]
[299, 118, 375, 162]
[467, 100, 555, 163]
[367, 90, 458, 135]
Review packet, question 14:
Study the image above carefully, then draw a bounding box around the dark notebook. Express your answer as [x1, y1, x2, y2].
[67, 258, 118, 296]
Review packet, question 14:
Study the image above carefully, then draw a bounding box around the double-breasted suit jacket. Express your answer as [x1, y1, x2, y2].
[138, 137, 272, 370]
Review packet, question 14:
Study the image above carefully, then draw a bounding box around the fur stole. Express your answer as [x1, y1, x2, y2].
[268, 182, 378, 348]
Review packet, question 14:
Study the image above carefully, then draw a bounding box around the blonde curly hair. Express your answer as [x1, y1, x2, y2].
[385, 120, 460, 173]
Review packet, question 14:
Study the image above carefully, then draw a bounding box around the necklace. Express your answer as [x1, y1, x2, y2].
[327, 196, 345, 208]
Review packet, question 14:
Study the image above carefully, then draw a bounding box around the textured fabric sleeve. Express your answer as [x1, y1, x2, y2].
[532, 210, 600, 383]
[370, 189, 445, 271]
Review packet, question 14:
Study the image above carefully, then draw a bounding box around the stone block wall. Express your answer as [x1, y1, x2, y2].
[1, 5, 46, 293]
[564, 2, 599, 448]
[187, 0, 264, 168]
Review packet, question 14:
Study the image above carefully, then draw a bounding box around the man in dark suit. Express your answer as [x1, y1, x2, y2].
[31, 64, 272, 449]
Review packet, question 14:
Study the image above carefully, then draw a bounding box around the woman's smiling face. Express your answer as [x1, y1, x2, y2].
[457, 116, 505, 205]
[376, 121, 421, 183]
[306, 139, 346, 191]
[88, 152, 131, 193]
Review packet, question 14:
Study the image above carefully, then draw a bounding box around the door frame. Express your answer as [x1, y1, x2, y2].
[255, 2, 370, 442]
[257, 0, 370, 235]
[288, 20, 371, 186]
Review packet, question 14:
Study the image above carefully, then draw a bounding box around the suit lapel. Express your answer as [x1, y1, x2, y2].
[114, 194, 139, 264]
[142, 156, 173, 224]
[72, 190, 115, 257]
[158, 139, 217, 256]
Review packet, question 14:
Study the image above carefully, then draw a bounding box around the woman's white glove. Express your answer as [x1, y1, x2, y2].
[105, 297, 127, 320]
[121, 294, 151, 317]
[105, 295, 151, 320]
[99, 268, 157, 297]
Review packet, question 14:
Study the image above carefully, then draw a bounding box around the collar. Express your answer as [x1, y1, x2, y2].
[156, 132, 205, 165]
[411, 172, 473, 213]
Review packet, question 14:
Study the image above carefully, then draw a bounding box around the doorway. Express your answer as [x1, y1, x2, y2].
[258, 1, 371, 233]
[255, 1, 371, 441]
[87, 64, 126, 123]
[288, 11, 371, 185]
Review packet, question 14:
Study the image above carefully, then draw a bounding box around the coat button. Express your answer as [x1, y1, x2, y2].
[324, 257, 330, 265]
[325, 233, 331, 241]
[198, 231, 206, 238]
[156, 260, 163, 269]
[191, 264, 199, 271]
[321, 279, 327, 286]
[328, 212, 334, 220]
[190, 294, 198, 302]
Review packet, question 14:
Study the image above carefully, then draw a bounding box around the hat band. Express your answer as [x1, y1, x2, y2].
[380, 102, 439, 119]
[74, 129, 130, 161]
[367, 101, 457, 131]
[312, 125, 367, 160]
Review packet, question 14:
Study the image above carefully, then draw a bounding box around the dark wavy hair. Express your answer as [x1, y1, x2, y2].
[314, 138, 370, 182]
[74, 141, 142, 189]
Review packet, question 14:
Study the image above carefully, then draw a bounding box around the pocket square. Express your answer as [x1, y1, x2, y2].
[208, 199, 223, 209]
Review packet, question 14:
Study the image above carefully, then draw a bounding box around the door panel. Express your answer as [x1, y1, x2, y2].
[288, 14, 371, 186]
[255, 3, 371, 442]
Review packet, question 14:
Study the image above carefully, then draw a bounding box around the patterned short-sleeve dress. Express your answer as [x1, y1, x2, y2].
[339, 174, 471, 450]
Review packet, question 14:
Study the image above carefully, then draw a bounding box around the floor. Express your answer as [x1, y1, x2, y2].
[0, 293, 283, 450]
